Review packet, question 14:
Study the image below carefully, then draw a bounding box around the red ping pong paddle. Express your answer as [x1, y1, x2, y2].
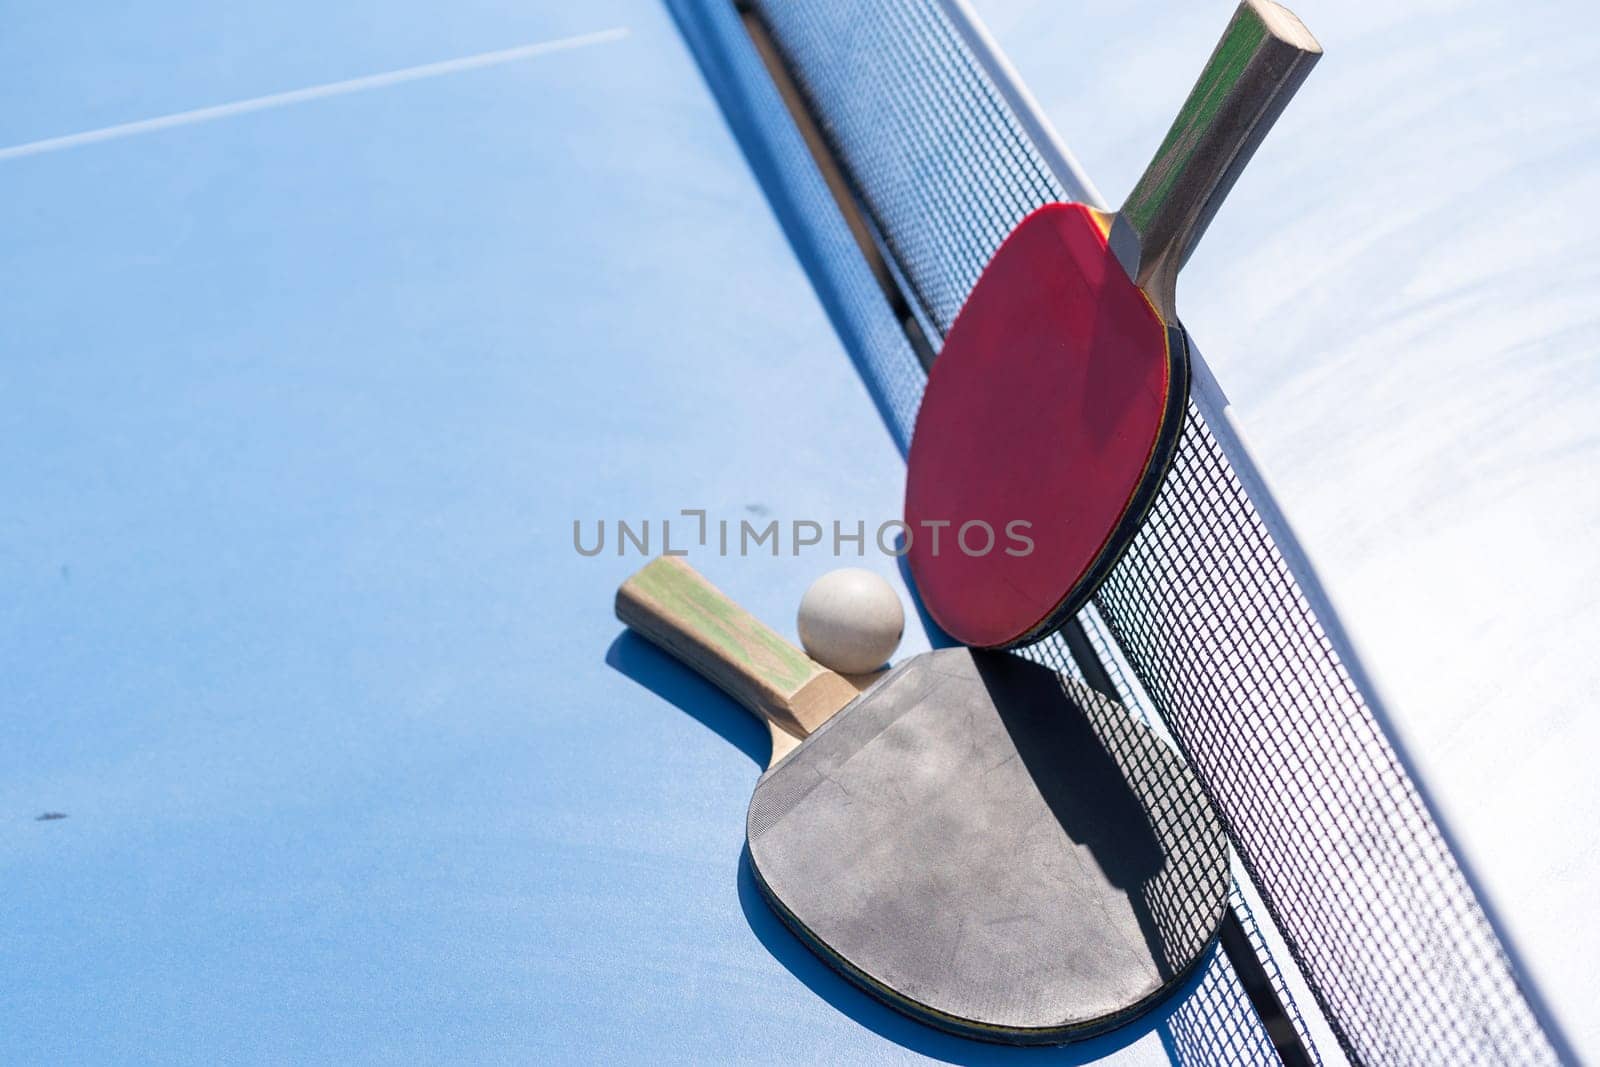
[904, 0, 1322, 648]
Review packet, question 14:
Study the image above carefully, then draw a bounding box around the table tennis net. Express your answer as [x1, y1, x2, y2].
[712, 1, 1568, 1064]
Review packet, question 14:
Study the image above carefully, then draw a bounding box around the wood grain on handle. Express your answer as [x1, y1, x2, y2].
[615, 556, 859, 755]
[1108, 0, 1321, 321]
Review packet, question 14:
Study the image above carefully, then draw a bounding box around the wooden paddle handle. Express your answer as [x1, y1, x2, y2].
[1111, 0, 1321, 317]
[615, 556, 856, 741]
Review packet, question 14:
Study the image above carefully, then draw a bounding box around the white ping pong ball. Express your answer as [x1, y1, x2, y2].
[797, 568, 905, 675]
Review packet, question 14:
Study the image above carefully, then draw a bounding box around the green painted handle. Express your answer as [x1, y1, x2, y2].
[615, 556, 856, 740]
[1110, 0, 1321, 319]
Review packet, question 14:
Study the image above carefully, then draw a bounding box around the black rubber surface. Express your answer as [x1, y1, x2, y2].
[747, 648, 1228, 1043]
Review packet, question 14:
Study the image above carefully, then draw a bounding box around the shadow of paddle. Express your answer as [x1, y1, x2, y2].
[606, 631, 769, 765]
[970, 652, 1181, 983]
[893, 536, 960, 651]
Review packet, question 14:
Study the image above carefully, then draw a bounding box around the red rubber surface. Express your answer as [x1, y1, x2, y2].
[904, 203, 1174, 648]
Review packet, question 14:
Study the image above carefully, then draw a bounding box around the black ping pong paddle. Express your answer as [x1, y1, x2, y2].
[616, 556, 1229, 1043]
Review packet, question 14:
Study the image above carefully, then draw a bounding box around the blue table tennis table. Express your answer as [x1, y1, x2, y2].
[2, 1, 1579, 1063]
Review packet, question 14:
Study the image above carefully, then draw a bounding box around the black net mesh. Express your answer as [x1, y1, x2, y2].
[741, 0, 1564, 1063]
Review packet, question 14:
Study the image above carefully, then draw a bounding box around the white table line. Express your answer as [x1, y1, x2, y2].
[0, 27, 630, 162]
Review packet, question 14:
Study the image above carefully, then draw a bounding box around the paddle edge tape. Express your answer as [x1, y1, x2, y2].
[1009, 320, 1192, 649]
[746, 848, 1224, 1046]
